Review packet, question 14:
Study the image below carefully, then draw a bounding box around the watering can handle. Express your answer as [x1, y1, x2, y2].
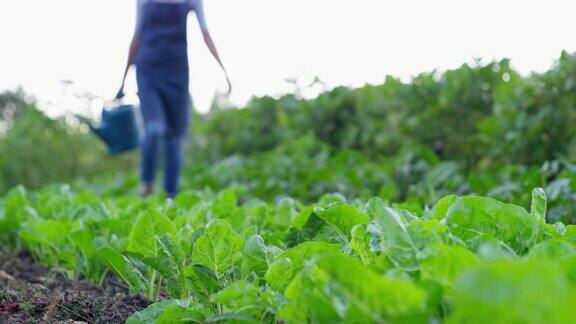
[106, 96, 127, 107]
[102, 99, 126, 113]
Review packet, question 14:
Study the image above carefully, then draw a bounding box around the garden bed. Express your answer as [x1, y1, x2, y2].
[0, 251, 150, 323]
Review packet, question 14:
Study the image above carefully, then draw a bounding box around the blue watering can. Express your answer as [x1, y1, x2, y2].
[77, 104, 140, 155]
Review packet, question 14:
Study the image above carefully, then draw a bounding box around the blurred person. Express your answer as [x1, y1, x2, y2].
[116, 0, 231, 198]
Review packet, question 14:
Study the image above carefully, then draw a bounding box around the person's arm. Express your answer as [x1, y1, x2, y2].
[116, 0, 144, 99]
[116, 33, 141, 99]
[202, 31, 231, 94]
[192, 0, 231, 94]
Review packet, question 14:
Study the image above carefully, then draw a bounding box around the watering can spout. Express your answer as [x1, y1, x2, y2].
[75, 104, 140, 155]
[92, 126, 113, 146]
[75, 114, 113, 146]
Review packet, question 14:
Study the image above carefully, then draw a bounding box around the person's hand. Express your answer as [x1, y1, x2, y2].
[115, 85, 125, 100]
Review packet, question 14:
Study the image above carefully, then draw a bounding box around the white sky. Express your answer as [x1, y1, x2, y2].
[1, 0, 576, 114]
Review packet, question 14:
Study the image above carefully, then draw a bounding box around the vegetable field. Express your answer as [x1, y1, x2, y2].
[4, 184, 576, 323]
[3, 53, 576, 323]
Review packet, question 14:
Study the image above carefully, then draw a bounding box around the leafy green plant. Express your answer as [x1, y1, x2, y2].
[7, 177, 576, 323]
[5, 51, 576, 323]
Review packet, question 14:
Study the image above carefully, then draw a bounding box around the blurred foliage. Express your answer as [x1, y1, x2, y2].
[0, 87, 35, 131]
[3, 52, 576, 223]
[4, 52, 576, 322]
[0, 107, 136, 193]
[185, 51, 576, 222]
[194, 52, 576, 167]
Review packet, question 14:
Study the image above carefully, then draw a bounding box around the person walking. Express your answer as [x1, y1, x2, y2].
[116, 0, 231, 198]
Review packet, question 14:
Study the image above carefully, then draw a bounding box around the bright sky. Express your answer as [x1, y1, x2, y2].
[1, 0, 576, 114]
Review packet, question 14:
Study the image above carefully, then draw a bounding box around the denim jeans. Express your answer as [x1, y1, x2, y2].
[137, 69, 190, 198]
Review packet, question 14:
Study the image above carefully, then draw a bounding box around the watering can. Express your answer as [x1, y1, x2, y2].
[77, 103, 140, 155]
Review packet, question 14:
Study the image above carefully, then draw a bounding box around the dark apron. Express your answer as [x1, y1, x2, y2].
[136, 1, 190, 72]
[135, 1, 191, 138]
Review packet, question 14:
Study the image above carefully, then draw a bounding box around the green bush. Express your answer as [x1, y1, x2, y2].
[0, 108, 136, 193]
[195, 52, 576, 169]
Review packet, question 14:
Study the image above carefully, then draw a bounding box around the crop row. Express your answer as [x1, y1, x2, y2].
[2, 185, 576, 323]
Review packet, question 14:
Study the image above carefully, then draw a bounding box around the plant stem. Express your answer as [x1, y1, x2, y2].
[147, 270, 157, 301]
[155, 276, 163, 301]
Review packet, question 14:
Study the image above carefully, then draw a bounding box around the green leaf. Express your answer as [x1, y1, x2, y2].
[240, 234, 279, 278]
[127, 209, 179, 259]
[210, 281, 259, 305]
[264, 258, 294, 292]
[127, 298, 207, 324]
[316, 205, 369, 242]
[476, 239, 517, 260]
[19, 219, 68, 249]
[97, 247, 146, 294]
[192, 219, 244, 279]
[428, 194, 457, 219]
[290, 206, 314, 230]
[289, 212, 326, 247]
[563, 225, 576, 245]
[265, 242, 341, 291]
[127, 300, 175, 324]
[449, 260, 576, 323]
[420, 243, 479, 288]
[184, 264, 222, 303]
[423, 162, 460, 189]
[408, 219, 449, 249]
[279, 272, 310, 323]
[270, 197, 299, 229]
[349, 224, 375, 265]
[212, 188, 238, 218]
[143, 234, 186, 298]
[209, 281, 267, 319]
[157, 301, 208, 324]
[282, 254, 426, 323]
[317, 255, 425, 321]
[445, 196, 542, 253]
[530, 187, 547, 221]
[240, 235, 268, 278]
[0, 186, 29, 244]
[528, 239, 576, 263]
[70, 230, 98, 258]
[317, 193, 347, 207]
[70, 230, 107, 282]
[366, 201, 420, 271]
[204, 313, 256, 323]
[174, 191, 202, 209]
[5, 186, 29, 221]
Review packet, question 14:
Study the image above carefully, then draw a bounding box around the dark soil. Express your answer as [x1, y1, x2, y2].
[0, 251, 151, 323]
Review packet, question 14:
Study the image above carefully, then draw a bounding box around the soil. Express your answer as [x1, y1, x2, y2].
[0, 251, 151, 324]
